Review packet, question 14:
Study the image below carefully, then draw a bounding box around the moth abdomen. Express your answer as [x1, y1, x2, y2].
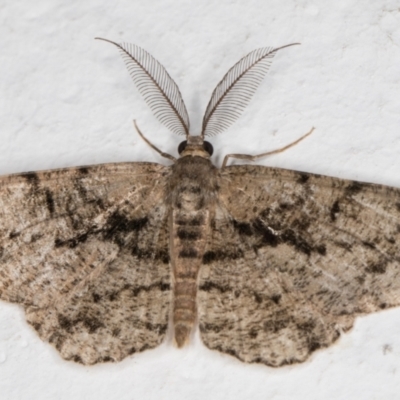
[171, 208, 208, 347]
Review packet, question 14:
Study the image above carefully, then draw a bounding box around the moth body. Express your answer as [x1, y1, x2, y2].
[168, 144, 217, 346]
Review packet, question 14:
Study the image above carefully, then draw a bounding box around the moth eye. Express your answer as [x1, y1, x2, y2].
[178, 141, 187, 154]
[203, 141, 214, 156]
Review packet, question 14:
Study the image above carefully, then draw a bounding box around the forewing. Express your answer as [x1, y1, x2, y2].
[0, 162, 172, 364]
[198, 165, 400, 366]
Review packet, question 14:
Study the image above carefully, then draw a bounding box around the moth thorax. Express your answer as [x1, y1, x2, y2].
[178, 135, 213, 158]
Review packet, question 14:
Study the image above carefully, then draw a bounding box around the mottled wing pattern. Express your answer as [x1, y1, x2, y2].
[0, 163, 172, 364]
[198, 165, 400, 367]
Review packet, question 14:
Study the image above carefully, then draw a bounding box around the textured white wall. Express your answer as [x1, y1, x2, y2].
[1, 1, 400, 399]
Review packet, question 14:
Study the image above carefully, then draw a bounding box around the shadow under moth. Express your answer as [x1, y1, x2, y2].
[0, 38, 399, 367]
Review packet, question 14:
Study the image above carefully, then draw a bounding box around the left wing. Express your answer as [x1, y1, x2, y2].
[198, 165, 400, 366]
[0, 163, 172, 364]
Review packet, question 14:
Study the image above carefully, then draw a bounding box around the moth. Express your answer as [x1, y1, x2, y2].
[1, 39, 400, 368]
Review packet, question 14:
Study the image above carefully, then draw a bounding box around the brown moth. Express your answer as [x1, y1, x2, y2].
[1, 39, 400, 368]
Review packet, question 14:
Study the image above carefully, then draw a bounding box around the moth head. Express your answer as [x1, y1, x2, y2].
[178, 136, 213, 158]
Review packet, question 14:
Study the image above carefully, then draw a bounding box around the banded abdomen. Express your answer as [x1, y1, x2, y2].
[168, 156, 217, 347]
[171, 206, 208, 347]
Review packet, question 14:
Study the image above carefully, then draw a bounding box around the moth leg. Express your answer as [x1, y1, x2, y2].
[134, 120, 177, 162]
[221, 127, 314, 168]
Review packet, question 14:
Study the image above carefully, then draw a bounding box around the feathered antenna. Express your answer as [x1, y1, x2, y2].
[201, 43, 300, 138]
[96, 38, 190, 137]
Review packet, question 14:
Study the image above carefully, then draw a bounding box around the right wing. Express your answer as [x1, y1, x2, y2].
[198, 165, 400, 367]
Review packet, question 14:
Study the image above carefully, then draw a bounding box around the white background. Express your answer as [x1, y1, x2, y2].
[1, 1, 400, 399]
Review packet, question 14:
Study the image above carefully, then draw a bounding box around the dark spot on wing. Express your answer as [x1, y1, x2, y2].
[158, 324, 168, 335]
[362, 241, 375, 249]
[253, 217, 326, 256]
[45, 189, 55, 215]
[233, 220, 253, 236]
[254, 292, 262, 304]
[103, 211, 148, 245]
[365, 263, 386, 274]
[58, 314, 74, 333]
[108, 291, 118, 301]
[78, 166, 89, 174]
[278, 202, 293, 212]
[345, 181, 365, 196]
[223, 347, 239, 359]
[130, 241, 170, 264]
[112, 328, 121, 337]
[91, 197, 105, 210]
[30, 322, 42, 332]
[316, 244, 327, 255]
[199, 323, 223, 333]
[145, 323, 168, 334]
[72, 355, 84, 364]
[202, 249, 243, 264]
[23, 171, 40, 187]
[253, 219, 279, 247]
[263, 318, 290, 333]
[74, 179, 88, 201]
[130, 245, 170, 263]
[199, 281, 231, 293]
[330, 200, 340, 222]
[58, 313, 104, 334]
[355, 275, 365, 285]
[335, 240, 352, 251]
[271, 294, 281, 304]
[30, 233, 42, 243]
[157, 249, 170, 264]
[140, 343, 151, 352]
[92, 293, 101, 303]
[307, 339, 322, 352]
[249, 328, 258, 339]
[292, 217, 310, 231]
[54, 232, 89, 248]
[297, 173, 309, 184]
[80, 315, 104, 333]
[9, 230, 20, 239]
[202, 251, 216, 264]
[130, 282, 170, 297]
[49, 333, 66, 351]
[296, 320, 316, 333]
[281, 229, 312, 256]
